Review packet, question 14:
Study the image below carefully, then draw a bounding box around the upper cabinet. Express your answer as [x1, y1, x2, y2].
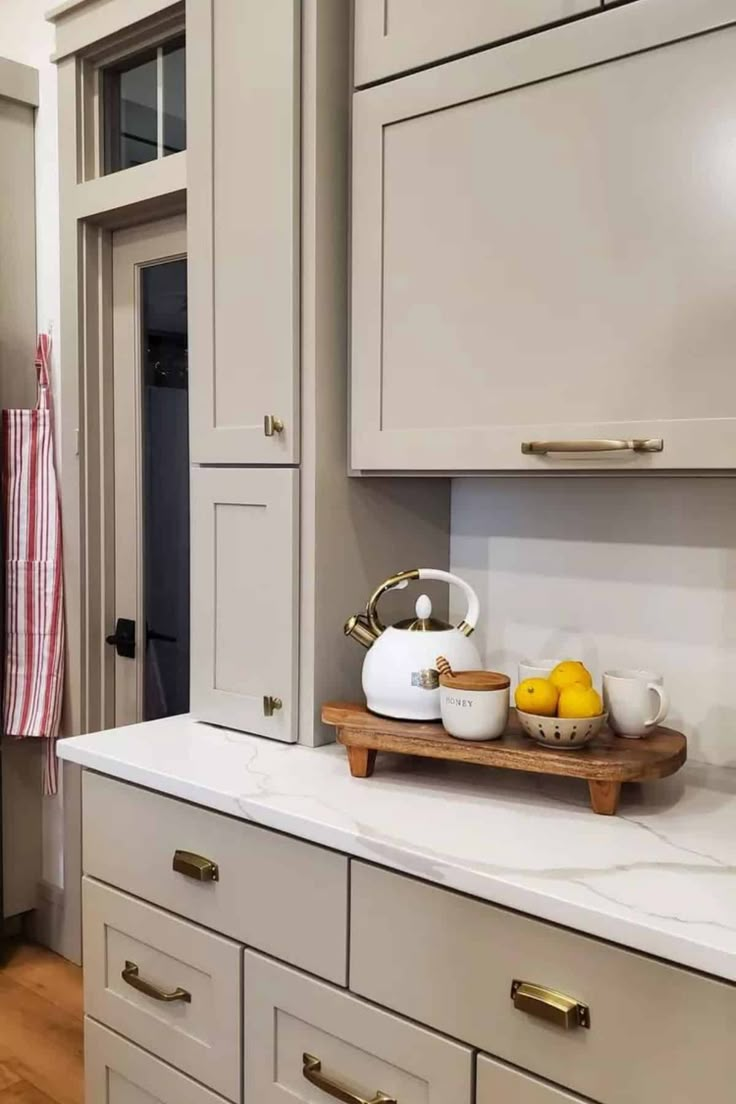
[350, 0, 736, 473]
[187, 0, 299, 464]
[353, 0, 597, 87]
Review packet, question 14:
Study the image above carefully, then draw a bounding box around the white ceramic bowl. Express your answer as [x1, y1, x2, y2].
[517, 710, 608, 749]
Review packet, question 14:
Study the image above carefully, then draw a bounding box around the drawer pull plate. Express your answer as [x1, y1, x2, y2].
[302, 1053, 396, 1104]
[511, 980, 590, 1030]
[521, 438, 663, 456]
[122, 961, 192, 1004]
[172, 849, 219, 882]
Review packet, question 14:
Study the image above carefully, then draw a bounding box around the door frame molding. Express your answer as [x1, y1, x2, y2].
[53, 3, 186, 963]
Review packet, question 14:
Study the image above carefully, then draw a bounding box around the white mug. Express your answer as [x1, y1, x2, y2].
[603, 669, 669, 738]
[518, 657, 561, 683]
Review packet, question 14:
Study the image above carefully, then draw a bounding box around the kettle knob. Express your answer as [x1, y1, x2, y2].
[415, 595, 432, 619]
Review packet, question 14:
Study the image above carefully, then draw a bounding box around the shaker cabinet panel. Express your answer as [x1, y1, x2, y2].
[243, 951, 473, 1103]
[187, 0, 300, 463]
[190, 467, 299, 741]
[354, 0, 596, 86]
[85, 1019, 226, 1104]
[83, 877, 241, 1101]
[351, 1, 736, 472]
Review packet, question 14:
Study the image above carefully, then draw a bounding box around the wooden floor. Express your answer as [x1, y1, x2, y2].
[0, 941, 83, 1104]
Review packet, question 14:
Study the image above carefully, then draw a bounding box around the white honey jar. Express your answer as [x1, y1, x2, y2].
[437, 659, 510, 741]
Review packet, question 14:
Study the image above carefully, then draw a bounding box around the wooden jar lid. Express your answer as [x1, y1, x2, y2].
[439, 670, 510, 692]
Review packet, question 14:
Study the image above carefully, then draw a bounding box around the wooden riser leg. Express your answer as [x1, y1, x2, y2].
[588, 780, 622, 815]
[346, 745, 377, 778]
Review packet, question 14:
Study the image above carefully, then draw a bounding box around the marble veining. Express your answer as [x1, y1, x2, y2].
[59, 715, 736, 983]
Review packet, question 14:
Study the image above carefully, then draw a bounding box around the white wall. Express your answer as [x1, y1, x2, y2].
[0, 0, 63, 887]
[451, 478, 736, 767]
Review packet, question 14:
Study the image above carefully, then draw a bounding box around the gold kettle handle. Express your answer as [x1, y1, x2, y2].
[366, 569, 420, 637]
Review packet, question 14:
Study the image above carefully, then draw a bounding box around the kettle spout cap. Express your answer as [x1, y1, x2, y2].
[344, 613, 379, 649]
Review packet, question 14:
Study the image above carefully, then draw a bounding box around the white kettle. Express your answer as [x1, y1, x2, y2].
[344, 568, 482, 721]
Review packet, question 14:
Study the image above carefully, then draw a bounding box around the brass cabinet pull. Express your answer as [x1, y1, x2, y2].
[521, 438, 663, 456]
[302, 1053, 396, 1104]
[263, 695, 283, 717]
[122, 961, 191, 1004]
[511, 980, 590, 1029]
[172, 849, 219, 882]
[264, 414, 285, 437]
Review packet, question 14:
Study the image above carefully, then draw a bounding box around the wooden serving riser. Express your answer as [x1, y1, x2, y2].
[321, 703, 687, 815]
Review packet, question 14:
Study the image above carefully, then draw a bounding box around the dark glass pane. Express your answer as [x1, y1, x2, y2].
[141, 259, 190, 721]
[109, 51, 158, 171]
[104, 36, 186, 174]
[163, 38, 186, 157]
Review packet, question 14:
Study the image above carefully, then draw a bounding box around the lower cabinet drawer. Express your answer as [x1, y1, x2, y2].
[83, 771, 348, 984]
[243, 950, 473, 1102]
[83, 878, 241, 1102]
[477, 1053, 586, 1103]
[350, 863, 736, 1104]
[85, 1019, 227, 1104]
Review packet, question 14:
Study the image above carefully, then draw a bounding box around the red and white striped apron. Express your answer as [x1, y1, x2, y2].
[2, 334, 65, 794]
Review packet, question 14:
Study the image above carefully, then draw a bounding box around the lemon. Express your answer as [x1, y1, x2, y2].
[549, 660, 592, 693]
[558, 684, 603, 719]
[515, 678, 559, 717]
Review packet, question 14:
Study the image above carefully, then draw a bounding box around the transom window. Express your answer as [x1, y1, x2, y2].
[103, 35, 186, 174]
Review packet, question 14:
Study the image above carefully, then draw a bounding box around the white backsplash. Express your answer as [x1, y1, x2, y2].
[450, 477, 736, 767]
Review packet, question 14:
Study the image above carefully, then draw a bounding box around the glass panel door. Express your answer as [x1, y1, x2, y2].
[111, 216, 188, 727]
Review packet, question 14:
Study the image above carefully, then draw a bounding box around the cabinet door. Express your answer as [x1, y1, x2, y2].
[187, 0, 300, 463]
[351, 0, 736, 472]
[190, 467, 299, 740]
[85, 1019, 225, 1104]
[354, 0, 596, 86]
[243, 950, 473, 1103]
[477, 1054, 586, 1103]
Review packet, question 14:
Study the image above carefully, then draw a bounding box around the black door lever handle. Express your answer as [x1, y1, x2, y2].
[106, 618, 136, 658]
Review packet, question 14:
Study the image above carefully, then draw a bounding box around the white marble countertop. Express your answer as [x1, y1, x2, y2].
[59, 715, 736, 983]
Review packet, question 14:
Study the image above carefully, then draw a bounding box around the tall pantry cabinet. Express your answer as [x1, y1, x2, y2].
[187, 0, 450, 746]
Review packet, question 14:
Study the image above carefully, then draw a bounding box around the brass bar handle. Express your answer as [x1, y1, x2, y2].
[263, 695, 283, 717]
[264, 414, 285, 437]
[521, 438, 663, 456]
[302, 1054, 396, 1104]
[172, 849, 219, 882]
[511, 980, 590, 1029]
[122, 961, 191, 1004]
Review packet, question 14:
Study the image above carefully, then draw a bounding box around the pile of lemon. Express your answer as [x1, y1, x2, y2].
[515, 661, 603, 719]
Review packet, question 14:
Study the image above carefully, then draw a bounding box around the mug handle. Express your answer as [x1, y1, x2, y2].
[645, 683, 669, 728]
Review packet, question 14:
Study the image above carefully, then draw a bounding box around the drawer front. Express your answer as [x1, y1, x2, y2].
[83, 878, 241, 1101]
[83, 772, 348, 984]
[85, 1018, 227, 1104]
[477, 1053, 586, 1103]
[351, 863, 736, 1104]
[243, 950, 473, 1103]
[354, 0, 596, 86]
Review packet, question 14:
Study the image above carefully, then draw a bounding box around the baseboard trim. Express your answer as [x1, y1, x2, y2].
[31, 879, 81, 965]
